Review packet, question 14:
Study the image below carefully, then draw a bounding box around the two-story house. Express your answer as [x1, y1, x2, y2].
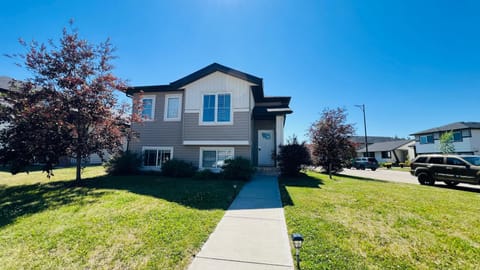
[126, 63, 292, 170]
[411, 122, 480, 155]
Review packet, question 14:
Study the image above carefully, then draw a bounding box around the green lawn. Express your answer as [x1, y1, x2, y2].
[280, 171, 480, 270]
[0, 166, 243, 269]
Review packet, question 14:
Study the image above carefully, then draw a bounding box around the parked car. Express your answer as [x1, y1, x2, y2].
[410, 154, 480, 186]
[351, 157, 379, 171]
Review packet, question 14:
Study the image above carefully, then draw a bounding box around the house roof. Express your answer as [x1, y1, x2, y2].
[252, 105, 293, 118]
[170, 62, 263, 88]
[126, 63, 263, 96]
[126, 63, 292, 117]
[0, 76, 13, 92]
[410, 122, 480, 135]
[349, 136, 398, 144]
[357, 140, 414, 153]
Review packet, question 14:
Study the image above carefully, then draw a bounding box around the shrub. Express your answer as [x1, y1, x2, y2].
[104, 151, 142, 175]
[277, 136, 311, 176]
[161, 159, 197, 178]
[222, 157, 255, 181]
[383, 162, 392, 169]
[194, 169, 221, 180]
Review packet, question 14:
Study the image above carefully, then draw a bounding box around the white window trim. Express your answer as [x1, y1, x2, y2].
[200, 92, 233, 126]
[141, 95, 156, 121]
[184, 140, 249, 146]
[141, 146, 174, 169]
[199, 147, 234, 170]
[164, 94, 182, 121]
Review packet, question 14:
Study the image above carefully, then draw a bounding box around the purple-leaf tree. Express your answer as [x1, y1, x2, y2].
[308, 107, 356, 179]
[0, 23, 140, 181]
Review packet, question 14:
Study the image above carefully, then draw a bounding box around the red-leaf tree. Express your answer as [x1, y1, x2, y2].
[308, 107, 356, 178]
[0, 23, 139, 181]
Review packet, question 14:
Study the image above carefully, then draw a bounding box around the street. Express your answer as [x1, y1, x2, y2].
[339, 168, 480, 192]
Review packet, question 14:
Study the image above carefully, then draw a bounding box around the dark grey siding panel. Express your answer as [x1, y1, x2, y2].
[130, 91, 252, 168]
[235, 146, 252, 160]
[130, 91, 184, 153]
[183, 112, 250, 141]
[252, 119, 276, 166]
[150, 145, 251, 168]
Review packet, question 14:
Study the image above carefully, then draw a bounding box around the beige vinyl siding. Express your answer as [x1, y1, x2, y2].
[183, 112, 250, 141]
[183, 71, 253, 113]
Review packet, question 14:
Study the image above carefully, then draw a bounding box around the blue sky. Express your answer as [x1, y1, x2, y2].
[1, 0, 479, 142]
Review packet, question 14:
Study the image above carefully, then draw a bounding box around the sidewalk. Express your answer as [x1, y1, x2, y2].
[188, 174, 294, 270]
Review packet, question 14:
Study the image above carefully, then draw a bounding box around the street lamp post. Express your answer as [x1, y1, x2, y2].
[355, 104, 369, 157]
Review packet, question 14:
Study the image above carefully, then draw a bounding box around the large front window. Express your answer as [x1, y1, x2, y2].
[143, 147, 172, 168]
[202, 93, 231, 124]
[201, 148, 234, 169]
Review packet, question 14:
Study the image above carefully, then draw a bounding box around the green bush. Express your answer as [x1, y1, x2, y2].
[161, 159, 197, 178]
[104, 151, 142, 175]
[194, 169, 221, 180]
[383, 162, 392, 169]
[222, 157, 255, 181]
[277, 136, 311, 176]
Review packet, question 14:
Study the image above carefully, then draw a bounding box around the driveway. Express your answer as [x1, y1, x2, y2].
[339, 168, 480, 191]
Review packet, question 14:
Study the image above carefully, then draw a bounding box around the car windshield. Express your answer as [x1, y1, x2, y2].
[462, 156, 480, 166]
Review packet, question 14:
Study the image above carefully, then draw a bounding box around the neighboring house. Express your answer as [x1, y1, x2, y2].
[349, 135, 398, 150]
[411, 122, 480, 155]
[127, 63, 292, 170]
[0, 76, 14, 132]
[357, 140, 415, 163]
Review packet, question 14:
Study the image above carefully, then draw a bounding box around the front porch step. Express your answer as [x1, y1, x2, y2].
[255, 166, 280, 176]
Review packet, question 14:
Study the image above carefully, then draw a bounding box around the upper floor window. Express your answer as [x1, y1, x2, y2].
[202, 93, 231, 124]
[164, 94, 182, 121]
[462, 129, 472, 137]
[419, 134, 434, 144]
[452, 131, 463, 142]
[141, 95, 156, 121]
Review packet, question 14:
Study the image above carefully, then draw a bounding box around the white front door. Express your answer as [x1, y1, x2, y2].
[258, 130, 275, 166]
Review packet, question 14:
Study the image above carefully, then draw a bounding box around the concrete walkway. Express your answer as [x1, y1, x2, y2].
[188, 175, 294, 270]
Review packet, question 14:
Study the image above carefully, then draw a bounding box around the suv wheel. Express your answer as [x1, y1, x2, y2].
[371, 168, 377, 171]
[360, 166, 365, 170]
[418, 173, 435, 185]
[444, 181, 459, 186]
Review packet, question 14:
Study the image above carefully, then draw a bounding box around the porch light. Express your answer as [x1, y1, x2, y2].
[291, 233, 304, 269]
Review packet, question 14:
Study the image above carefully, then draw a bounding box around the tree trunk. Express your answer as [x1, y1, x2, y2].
[328, 162, 332, 179]
[75, 152, 82, 182]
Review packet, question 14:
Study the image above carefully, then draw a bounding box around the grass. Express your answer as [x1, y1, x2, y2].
[280, 171, 480, 270]
[0, 166, 244, 269]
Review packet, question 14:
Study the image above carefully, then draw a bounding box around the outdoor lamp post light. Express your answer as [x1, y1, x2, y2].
[291, 233, 304, 269]
[355, 104, 369, 157]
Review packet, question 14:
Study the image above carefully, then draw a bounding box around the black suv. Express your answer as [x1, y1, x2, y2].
[410, 154, 480, 186]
